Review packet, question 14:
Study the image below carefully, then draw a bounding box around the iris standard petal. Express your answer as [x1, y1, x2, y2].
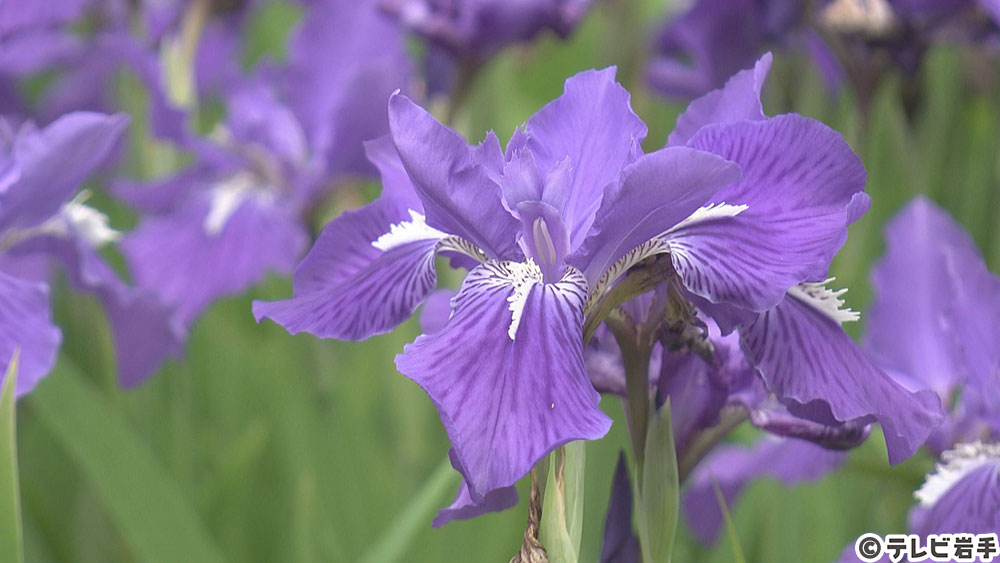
[571, 146, 741, 287]
[742, 290, 944, 464]
[396, 261, 611, 500]
[520, 67, 648, 248]
[0, 112, 127, 233]
[667, 52, 771, 147]
[0, 270, 60, 396]
[388, 93, 520, 260]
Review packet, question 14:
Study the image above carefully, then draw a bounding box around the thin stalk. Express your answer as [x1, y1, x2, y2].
[607, 314, 654, 473]
[677, 406, 748, 483]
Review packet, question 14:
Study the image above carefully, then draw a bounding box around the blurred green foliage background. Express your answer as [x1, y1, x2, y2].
[13, 0, 1000, 561]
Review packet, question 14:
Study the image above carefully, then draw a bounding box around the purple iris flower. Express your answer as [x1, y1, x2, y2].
[836, 197, 1000, 560]
[647, 0, 1000, 100]
[866, 197, 1000, 451]
[0, 111, 183, 392]
[380, 0, 594, 63]
[646, 0, 809, 99]
[256, 54, 935, 524]
[0, 0, 174, 125]
[689, 196, 998, 550]
[115, 0, 410, 328]
[838, 441, 1000, 563]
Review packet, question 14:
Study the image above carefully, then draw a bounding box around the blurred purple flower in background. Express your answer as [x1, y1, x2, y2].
[647, 0, 1000, 103]
[114, 0, 411, 329]
[380, 0, 595, 101]
[836, 197, 1000, 559]
[866, 197, 1000, 450]
[0, 111, 183, 392]
[381, 0, 594, 63]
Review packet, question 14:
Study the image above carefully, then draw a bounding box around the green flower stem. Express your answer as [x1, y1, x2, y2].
[606, 313, 654, 473]
[677, 406, 747, 483]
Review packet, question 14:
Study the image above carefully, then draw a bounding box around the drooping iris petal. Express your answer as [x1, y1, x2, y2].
[253, 232, 441, 340]
[671, 114, 868, 312]
[866, 197, 986, 395]
[253, 137, 444, 340]
[124, 196, 307, 324]
[0, 270, 60, 396]
[742, 290, 944, 464]
[396, 262, 611, 500]
[667, 52, 771, 147]
[600, 452, 640, 563]
[519, 67, 648, 249]
[8, 234, 184, 387]
[571, 146, 741, 285]
[0, 112, 127, 233]
[433, 449, 520, 528]
[683, 437, 847, 545]
[388, 93, 519, 260]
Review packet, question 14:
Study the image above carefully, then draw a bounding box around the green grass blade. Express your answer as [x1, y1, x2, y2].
[0, 352, 23, 563]
[357, 455, 459, 563]
[638, 400, 679, 563]
[28, 361, 226, 563]
[711, 477, 746, 563]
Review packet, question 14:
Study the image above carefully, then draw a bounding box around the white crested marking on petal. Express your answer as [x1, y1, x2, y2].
[665, 202, 749, 236]
[505, 259, 544, 340]
[584, 203, 748, 315]
[436, 235, 488, 263]
[62, 197, 120, 247]
[372, 209, 448, 251]
[0, 191, 120, 249]
[787, 278, 860, 324]
[472, 260, 586, 341]
[204, 172, 258, 236]
[915, 441, 1000, 508]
